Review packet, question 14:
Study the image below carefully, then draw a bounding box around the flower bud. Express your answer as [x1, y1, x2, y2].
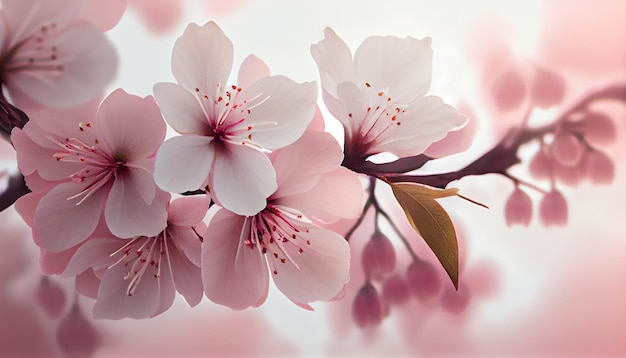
[539, 190, 568, 226]
[491, 69, 526, 111]
[530, 67, 566, 108]
[553, 152, 587, 187]
[550, 133, 582, 166]
[36, 276, 67, 318]
[529, 148, 552, 180]
[406, 259, 442, 301]
[352, 282, 385, 328]
[504, 187, 533, 227]
[361, 232, 396, 281]
[381, 274, 411, 306]
[57, 304, 99, 358]
[586, 150, 615, 185]
[440, 284, 471, 315]
[583, 112, 616, 145]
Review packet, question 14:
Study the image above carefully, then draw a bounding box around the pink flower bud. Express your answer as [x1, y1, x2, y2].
[361, 232, 396, 281]
[530, 67, 566, 108]
[553, 151, 587, 187]
[504, 187, 533, 227]
[381, 274, 411, 306]
[440, 285, 471, 315]
[406, 259, 442, 301]
[352, 282, 385, 328]
[586, 150, 615, 185]
[583, 112, 616, 145]
[551, 133, 582, 166]
[491, 69, 526, 111]
[57, 304, 100, 358]
[36, 276, 67, 318]
[529, 148, 553, 180]
[539, 190, 568, 226]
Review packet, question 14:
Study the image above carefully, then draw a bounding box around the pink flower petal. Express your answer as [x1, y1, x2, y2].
[153, 82, 210, 135]
[354, 35, 433, 103]
[78, 0, 127, 31]
[168, 225, 203, 267]
[168, 195, 211, 227]
[154, 135, 215, 193]
[8, 23, 118, 109]
[310, 27, 358, 98]
[202, 209, 269, 310]
[152, 251, 176, 317]
[167, 244, 203, 307]
[75, 269, 101, 299]
[307, 105, 326, 131]
[93, 262, 161, 319]
[40, 246, 79, 275]
[35, 182, 108, 252]
[272, 131, 343, 199]
[63, 238, 124, 277]
[277, 167, 363, 223]
[238, 54, 271, 89]
[172, 22, 233, 96]
[105, 179, 169, 238]
[96, 89, 166, 159]
[424, 103, 478, 158]
[242, 76, 317, 150]
[2, 0, 83, 40]
[374, 96, 467, 158]
[211, 145, 276, 216]
[270, 229, 350, 305]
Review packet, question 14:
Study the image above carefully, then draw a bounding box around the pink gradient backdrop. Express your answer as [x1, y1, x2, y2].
[1, 0, 624, 357]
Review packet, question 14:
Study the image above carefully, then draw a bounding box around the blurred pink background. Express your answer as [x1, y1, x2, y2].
[1, 0, 625, 356]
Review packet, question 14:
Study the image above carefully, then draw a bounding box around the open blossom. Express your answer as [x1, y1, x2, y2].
[61, 195, 208, 319]
[12, 89, 169, 253]
[311, 27, 466, 161]
[0, 0, 117, 109]
[202, 131, 363, 310]
[153, 21, 317, 216]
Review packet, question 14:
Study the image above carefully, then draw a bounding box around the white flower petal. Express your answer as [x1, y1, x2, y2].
[153, 82, 209, 135]
[154, 135, 215, 193]
[242, 76, 317, 150]
[270, 229, 350, 305]
[171, 21, 233, 97]
[211, 145, 276, 216]
[310, 27, 357, 97]
[354, 35, 433, 103]
[202, 210, 269, 310]
[237, 54, 270, 89]
[374, 96, 467, 158]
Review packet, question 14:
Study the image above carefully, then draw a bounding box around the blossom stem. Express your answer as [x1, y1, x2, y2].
[385, 84, 626, 189]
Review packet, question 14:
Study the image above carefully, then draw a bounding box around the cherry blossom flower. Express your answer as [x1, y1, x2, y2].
[62, 195, 208, 319]
[153, 21, 318, 216]
[0, 0, 117, 109]
[311, 27, 467, 161]
[12, 89, 169, 253]
[202, 131, 363, 310]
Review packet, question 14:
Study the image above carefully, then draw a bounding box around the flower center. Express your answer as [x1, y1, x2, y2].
[108, 231, 169, 297]
[194, 84, 276, 150]
[347, 83, 407, 157]
[0, 21, 64, 77]
[246, 204, 312, 275]
[52, 122, 121, 204]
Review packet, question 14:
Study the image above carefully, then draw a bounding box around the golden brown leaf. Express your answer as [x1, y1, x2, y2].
[390, 182, 459, 289]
